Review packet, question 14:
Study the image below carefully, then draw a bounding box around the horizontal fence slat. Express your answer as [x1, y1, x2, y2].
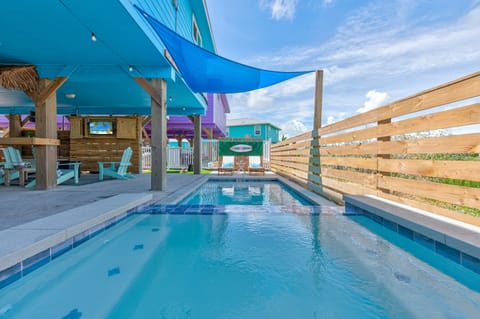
[320, 156, 377, 170]
[321, 167, 377, 187]
[379, 133, 480, 154]
[378, 159, 480, 181]
[378, 175, 480, 209]
[322, 176, 377, 196]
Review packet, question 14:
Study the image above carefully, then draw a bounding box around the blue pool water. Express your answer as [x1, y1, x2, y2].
[181, 180, 312, 205]
[1, 183, 480, 318]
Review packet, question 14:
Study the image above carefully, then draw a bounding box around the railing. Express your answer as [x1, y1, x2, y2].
[271, 71, 480, 225]
[141, 145, 151, 170]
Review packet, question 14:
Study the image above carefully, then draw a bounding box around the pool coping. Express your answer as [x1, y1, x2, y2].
[344, 194, 480, 271]
[0, 193, 153, 284]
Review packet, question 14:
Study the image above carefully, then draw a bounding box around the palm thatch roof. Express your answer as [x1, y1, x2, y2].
[0, 65, 39, 96]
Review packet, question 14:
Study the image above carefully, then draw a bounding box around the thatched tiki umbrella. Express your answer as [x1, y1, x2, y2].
[0, 65, 39, 98]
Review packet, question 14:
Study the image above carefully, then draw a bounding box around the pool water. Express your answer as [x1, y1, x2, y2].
[1, 183, 480, 318]
[181, 180, 312, 206]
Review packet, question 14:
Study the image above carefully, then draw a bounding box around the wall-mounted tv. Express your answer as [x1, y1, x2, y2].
[88, 120, 114, 135]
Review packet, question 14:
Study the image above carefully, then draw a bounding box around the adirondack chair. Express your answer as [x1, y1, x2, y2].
[1, 147, 24, 185]
[98, 147, 135, 181]
[25, 146, 79, 188]
[25, 162, 80, 188]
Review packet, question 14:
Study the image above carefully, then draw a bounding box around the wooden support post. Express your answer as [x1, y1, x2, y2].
[308, 70, 324, 195]
[313, 70, 323, 130]
[35, 78, 65, 189]
[150, 78, 167, 191]
[8, 115, 22, 137]
[202, 127, 213, 139]
[193, 114, 202, 174]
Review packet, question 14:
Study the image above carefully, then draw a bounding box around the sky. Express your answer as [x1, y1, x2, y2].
[205, 0, 480, 137]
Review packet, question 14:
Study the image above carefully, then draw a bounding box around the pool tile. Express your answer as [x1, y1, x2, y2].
[461, 253, 480, 274]
[151, 228, 160, 232]
[22, 249, 50, 276]
[108, 267, 121, 277]
[414, 233, 435, 250]
[62, 308, 82, 319]
[398, 225, 414, 240]
[51, 239, 73, 260]
[133, 244, 144, 250]
[0, 263, 21, 289]
[73, 231, 90, 247]
[436, 242, 461, 263]
[383, 219, 398, 232]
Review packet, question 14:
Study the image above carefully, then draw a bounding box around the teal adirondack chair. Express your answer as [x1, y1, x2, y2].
[25, 146, 80, 188]
[1, 147, 23, 185]
[98, 147, 135, 181]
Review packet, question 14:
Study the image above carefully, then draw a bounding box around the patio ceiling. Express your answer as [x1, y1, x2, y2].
[0, 0, 207, 116]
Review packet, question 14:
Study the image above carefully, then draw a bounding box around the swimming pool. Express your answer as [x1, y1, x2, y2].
[181, 180, 313, 205]
[0, 181, 479, 318]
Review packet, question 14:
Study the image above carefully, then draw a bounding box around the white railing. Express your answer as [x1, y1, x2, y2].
[142, 145, 151, 171]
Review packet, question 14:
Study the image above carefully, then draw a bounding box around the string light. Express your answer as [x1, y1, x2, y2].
[128, 65, 134, 72]
[91, 32, 97, 42]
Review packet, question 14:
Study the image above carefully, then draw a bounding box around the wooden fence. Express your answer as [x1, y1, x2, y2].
[271, 71, 480, 225]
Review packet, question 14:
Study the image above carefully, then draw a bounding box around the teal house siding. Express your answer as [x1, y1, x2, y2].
[226, 119, 281, 143]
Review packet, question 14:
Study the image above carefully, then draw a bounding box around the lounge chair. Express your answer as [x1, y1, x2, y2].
[248, 156, 265, 175]
[98, 146, 135, 181]
[218, 156, 234, 175]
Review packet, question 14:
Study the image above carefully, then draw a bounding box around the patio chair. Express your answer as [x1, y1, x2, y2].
[25, 162, 80, 188]
[98, 146, 135, 181]
[25, 147, 80, 188]
[1, 147, 26, 185]
[218, 156, 234, 175]
[248, 156, 265, 175]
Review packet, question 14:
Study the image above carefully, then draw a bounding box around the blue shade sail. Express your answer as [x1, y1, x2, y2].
[135, 6, 312, 93]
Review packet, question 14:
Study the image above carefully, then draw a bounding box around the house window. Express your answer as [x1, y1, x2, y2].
[254, 125, 261, 136]
[192, 15, 202, 46]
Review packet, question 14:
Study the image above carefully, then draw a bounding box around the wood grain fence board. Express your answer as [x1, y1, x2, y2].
[271, 131, 312, 146]
[270, 160, 309, 172]
[320, 126, 377, 145]
[270, 140, 311, 152]
[320, 156, 378, 170]
[378, 175, 480, 209]
[321, 167, 377, 187]
[271, 156, 310, 163]
[320, 143, 378, 155]
[322, 176, 377, 196]
[378, 159, 480, 181]
[377, 103, 480, 138]
[379, 134, 480, 154]
[271, 166, 308, 181]
[379, 192, 480, 226]
[271, 148, 311, 156]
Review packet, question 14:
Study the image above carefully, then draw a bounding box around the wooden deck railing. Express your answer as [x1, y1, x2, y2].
[271, 71, 480, 225]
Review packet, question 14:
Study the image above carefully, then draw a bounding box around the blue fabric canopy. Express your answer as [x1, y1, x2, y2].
[136, 6, 312, 93]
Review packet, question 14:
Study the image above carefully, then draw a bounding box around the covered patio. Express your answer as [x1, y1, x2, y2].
[0, 1, 214, 190]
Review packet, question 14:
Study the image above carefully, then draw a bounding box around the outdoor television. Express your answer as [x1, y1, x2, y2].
[88, 120, 114, 135]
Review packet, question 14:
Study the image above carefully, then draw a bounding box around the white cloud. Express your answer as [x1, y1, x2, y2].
[280, 119, 308, 137]
[259, 0, 298, 21]
[356, 90, 389, 113]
